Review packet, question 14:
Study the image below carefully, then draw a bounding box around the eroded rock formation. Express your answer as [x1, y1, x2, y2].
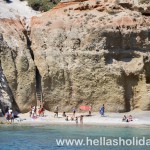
[0, 19, 36, 112]
[0, 0, 150, 112]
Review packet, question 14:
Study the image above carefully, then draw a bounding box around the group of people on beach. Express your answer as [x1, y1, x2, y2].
[29, 100, 45, 118]
[65, 114, 84, 124]
[54, 106, 84, 124]
[65, 115, 84, 124]
[3, 102, 136, 125]
[29, 103, 105, 125]
[5, 107, 15, 123]
[122, 115, 133, 122]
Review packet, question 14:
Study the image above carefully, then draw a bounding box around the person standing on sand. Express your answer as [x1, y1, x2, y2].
[89, 104, 92, 116]
[10, 111, 14, 123]
[32, 106, 35, 118]
[72, 107, 76, 117]
[38, 100, 46, 117]
[54, 105, 59, 118]
[5, 111, 10, 122]
[38, 105, 45, 117]
[29, 105, 32, 117]
[100, 104, 105, 117]
[80, 115, 83, 124]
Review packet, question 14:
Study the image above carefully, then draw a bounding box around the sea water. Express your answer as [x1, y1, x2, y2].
[0, 124, 149, 150]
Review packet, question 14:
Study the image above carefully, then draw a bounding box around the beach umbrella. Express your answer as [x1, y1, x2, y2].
[79, 106, 91, 111]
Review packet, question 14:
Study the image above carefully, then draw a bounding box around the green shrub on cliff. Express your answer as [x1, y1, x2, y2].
[3, 0, 11, 2]
[27, 0, 60, 12]
[140, 0, 150, 4]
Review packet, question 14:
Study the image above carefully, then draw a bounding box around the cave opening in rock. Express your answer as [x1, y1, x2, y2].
[142, 12, 150, 16]
[124, 74, 139, 112]
[144, 65, 150, 84]
[148, 29, 150, 41]
[35, 67, 43, 104]
[118, 71, 139, 112]
[36, 67, 42, 93]
[104, 52, 140, 65]
[146, 75, 150, 84]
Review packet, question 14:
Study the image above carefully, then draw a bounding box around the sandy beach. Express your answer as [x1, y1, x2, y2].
[1, 110, 150, 127]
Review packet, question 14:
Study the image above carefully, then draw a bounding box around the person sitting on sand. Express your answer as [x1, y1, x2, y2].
[75, 117, 78, 124]
[70, 116, 74, 121]
[80, 115, 83, 124]
[62, 112, 66, 117]
[126, 115, 133, 122]
[128, 115, 133, 122]
[65, 116, 69, 121]
[122, 115, 127, 122]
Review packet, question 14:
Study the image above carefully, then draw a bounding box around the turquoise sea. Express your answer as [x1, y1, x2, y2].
[0, 124, 149, 150]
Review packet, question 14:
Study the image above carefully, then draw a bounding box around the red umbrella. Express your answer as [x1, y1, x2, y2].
[80, 106, 91, 111]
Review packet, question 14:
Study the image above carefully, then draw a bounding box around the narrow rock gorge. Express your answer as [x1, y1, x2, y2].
[0, 0, 150, 112]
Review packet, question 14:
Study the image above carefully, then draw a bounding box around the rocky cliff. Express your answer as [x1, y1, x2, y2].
[0, 0, 150, 112]
[0, 0, 37, 112]
[0, 19, 36, 112]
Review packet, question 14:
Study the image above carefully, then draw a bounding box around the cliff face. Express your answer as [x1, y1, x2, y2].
[0, 19, 36, 112]
[0, 0, 150, 112]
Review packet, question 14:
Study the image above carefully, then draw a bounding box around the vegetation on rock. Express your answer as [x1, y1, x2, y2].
[140, 0, 150, 4]
[27, 0, 60, 12]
